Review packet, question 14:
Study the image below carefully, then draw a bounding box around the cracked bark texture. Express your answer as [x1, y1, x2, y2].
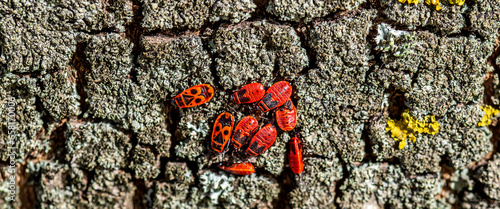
[0, 0, 500, 208]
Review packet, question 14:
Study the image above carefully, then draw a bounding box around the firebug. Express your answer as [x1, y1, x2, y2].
[219, 162, 255, 175]
[173, 84, 214, 108]
[288, 135, 304, 174]
[246, 124, 277, 156]
[211, 112, 234, 153]
[257, 81, 292, 112]
[231, 83, 266, 104]
[276, 98, 297, 131]
[231, 116, 259, 149]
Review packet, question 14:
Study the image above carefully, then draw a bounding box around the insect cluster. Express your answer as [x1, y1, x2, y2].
[173, 81, 304, 175]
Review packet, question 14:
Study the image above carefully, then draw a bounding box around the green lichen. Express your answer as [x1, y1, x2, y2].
[138, 35, 213, 99]
[164, 162, 195, 184]
[153, 171, 280, 208]
[84, 169, 136, 207]
[375, 28, 494, 117]
[375, 23, 417, 58]
[136, 122, 172, 157]
[65, 122, 132, 170]
[198, 171, 280, 208]
[461, 191, 500, 209]
[267, 0, 366, 22]
[382, 0, 467, 35]
[84, 33, 172, 161]
[29, 161, 81, 209]
[152, 182, 195, 208]
[310, 10, 377, 67]
[296, 10, 383, 163]
[28, 160, 136, 208]
[129, 145, 160, 179]
[209, 0, 257, 23]
[469, 0, 500, 41]
[39, 68, 81, 120]
[0, 166, 21, 208]
[140, 0, 255, 31]
[474, 154, 500, 200]
[150, 163, 197, 208]
[210, 20, 307, 90]
[140, 0, 214, 30]
[0, 0, 132, 73]
[0, 74, 46, 162]
[289, 157, 343, 208]
[338, 163, 446, 208]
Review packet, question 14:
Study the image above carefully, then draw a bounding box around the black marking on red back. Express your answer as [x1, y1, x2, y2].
[278, 104, 285, 111]
[212, 143, 222, 151]
[249, 141, 265, 154]
[213, 134, 224, 144]
[233, 130, 243, 143]
[284, 99, 293, 110]
[218, 114, 233, 127]
[290, 142, 297, 155]
[175, 96, 184, 106]
[259, 93, 278, 111]
[236, 89, 250, 103]
[181, 94, 195, 104]
[200, 85, 211, 98]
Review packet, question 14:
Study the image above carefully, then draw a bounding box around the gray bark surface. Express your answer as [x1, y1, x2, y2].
[0, 0, 500, 208]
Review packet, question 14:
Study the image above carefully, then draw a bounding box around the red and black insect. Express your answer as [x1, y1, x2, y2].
[211, 112, 234, 153]
[257, 81, 292, 112]
[219, 162, 255, 175]
[231, 116, 259, 149]
[231, 83, 266, 104]
[288, 135, 304, 174]
[246, 124, 277, 156]
[276, 98, 297, 131]
[173, 84, 214, 108]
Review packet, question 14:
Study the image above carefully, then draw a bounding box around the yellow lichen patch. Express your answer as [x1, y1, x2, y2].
[478, 105, 500, 127]
[425, 0, 441, 11]
[385, 110, 440, 149]
[402, 0, 464, 11]
[398, 0, 419, 4]
[448, 0, 465, 6]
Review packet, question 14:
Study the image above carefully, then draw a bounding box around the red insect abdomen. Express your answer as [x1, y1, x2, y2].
[219, 162, 255, 175]
[246, 124, 277, 156]
[257, 81, 292, 112]
[276, 99, 297, 131]
[289, 137, 304, 174]
[232, 116, 259, 149]
[232, 83, 265, 104]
